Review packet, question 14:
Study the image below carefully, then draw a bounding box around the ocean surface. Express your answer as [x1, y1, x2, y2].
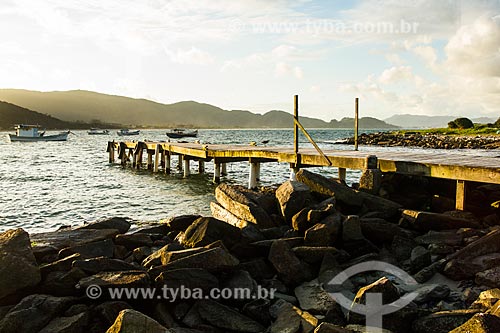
[1, 128, 497, 233]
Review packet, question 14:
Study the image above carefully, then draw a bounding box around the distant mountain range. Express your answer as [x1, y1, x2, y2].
[0, 89, 397, 129]
[0, 101, 120, 130]
[384, 114, 498, 129]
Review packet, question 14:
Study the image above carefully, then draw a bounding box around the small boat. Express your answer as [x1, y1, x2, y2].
[166, 129, 198, 139]
[117, 129, 140, 136]
[88, 128, 109, 135]
[8, 125, 69, 142]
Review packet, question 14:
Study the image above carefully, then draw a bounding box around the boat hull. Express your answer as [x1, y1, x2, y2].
[166, 131, 198, 138]
[117, 131, 140, 136]
[8, 132, 69, 142]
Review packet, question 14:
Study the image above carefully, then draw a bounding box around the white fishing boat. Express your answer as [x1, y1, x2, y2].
[88, 128, 109, 135]
[117, 129, 140, 136]
[8, 125, 69, 142]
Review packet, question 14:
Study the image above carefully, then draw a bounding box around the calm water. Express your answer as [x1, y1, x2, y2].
[0, 129, 497, 233]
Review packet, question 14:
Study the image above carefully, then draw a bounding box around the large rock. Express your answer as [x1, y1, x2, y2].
[276, 181, 312, 222]
[470, 289, 500, 311]
[476, 267, 500, 288]
[305, 223, 331, 247]
[0, 229, 41, 301]
[360, 218, 411, 245]
[149, 247, 239, 278]
[294, 280, 337, 314]
[342, 215, 364, 241]
[444, 253, 500, 280]
[155, 268, 219, 292]
[78, 217, 131, 234]
[210, 201, 251, 229]
[351, 277, 400, 308]
[412, 309, 481, 333]
[296, 169, 402, 219]
[163, 215, 201, 232]
[449, 229, 500, 261]
[401, 210, 480, 231]
[181, 217, 241, 249]
[215, 184, 275, 228]
[77, 271, 150, 290]
[31, 228, 120, 253]
[115, 233, 153, 250]
[40, 267, 87, 296]
[58, 238, 115, 259]
[106, 309, 169, 333]
[38, 312, 89, 333]
[0, 294, 76, 332]
[449, 313, 500, 333]
[270, 299, 318, 333]
[73, 257, 140, 274]
[268, 239, 313, 286]
[314, 323, 355, 333]
[197, 299, 265, 332]
[40, 253, 81, 276]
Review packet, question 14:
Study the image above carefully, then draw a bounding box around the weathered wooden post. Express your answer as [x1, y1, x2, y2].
[165, 152, 171, 174]
[291, 94, 300, 180]
[153, 144, 160, 173]
[178, 155, 183, 173]
[221, 163, 228, 176]
[359, 155, 381, 194]
[338, 168, 346, 181]
[213, 162, 221, 184]
[354, 97, 359, 151]
[249, 162, 259, 189]
[183, 158, 190, 178]
[456, 180, 466, 210]
[108, 142, 115, 163]
[255, 163, 261, 181]
[199, 160, 205, 173]
[147, 151, 153, 170]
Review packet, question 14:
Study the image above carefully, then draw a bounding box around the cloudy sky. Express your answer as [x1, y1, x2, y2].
[0, 0, 499, 120]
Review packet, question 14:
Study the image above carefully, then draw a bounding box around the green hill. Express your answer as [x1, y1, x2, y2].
[0, 89, 398, 129]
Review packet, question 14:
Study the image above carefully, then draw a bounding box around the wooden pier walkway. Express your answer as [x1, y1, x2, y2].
[107, 140, 500, 210]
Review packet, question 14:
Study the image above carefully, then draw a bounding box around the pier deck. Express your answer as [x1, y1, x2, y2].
[107, 140, 500, 210]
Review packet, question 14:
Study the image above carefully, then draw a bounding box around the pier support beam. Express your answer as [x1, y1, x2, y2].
[198, 161, 205, 174]
[255, 163, 260, 181]
[213, 162, 221, 184]
[178, 155, 183, 173]
[153, 145, 160, 173]
[221, 163, 228, 176]
[456, 180, 466, 211]
[249, 162, 260, 189]
[147, 151, 153, 170]
[165, 153, 171, 174]
[289, 165, 299, 181]
[183, 159, 190, 178]
[108, 145, 115, 163]
[338, 168, 346, 182]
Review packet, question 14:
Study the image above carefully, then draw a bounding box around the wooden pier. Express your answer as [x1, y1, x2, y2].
[106, 95, 499, 211]
[107, 140, 500, 210]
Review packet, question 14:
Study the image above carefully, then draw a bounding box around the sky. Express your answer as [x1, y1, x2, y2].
[0, 0, 499, 121]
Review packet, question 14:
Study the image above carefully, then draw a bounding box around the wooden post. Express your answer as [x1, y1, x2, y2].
[354, 97, 359, 151]
[165, 153, 171, 174]
[289, 166, 297, 181]
[108, 143, 115, 163]
[198, 160, 205, 174]
[221, 163, 228, 176]
[294, 95, 299, 157]
[136, 147, 143, 169]
[147, 151, 153, 170]
[178, 155, 183, 173]
[456, 180, 466, 210]
[338, 168, 346, 181]
[183, 159, 190, 178]
[255, 163, 261, 181]
[249, 162, 259, 189]
[213, 162, 221, 184]
[153, 144, 160, 173]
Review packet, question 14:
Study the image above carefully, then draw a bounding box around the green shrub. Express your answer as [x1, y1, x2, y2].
[449, 117, 474, 129]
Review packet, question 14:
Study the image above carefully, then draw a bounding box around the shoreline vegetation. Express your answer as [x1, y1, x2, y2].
[1, 169, 500, 332]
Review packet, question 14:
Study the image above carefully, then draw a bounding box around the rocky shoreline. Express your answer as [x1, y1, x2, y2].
[342, 132, 500, 149]
[1, 170, 500, 333]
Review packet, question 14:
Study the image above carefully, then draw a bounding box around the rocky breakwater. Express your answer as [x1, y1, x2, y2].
[1, 171, 500, 332]
[343, 132, 500, 149]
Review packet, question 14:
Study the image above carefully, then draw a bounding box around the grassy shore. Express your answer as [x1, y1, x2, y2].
[395, 124, 500, 136]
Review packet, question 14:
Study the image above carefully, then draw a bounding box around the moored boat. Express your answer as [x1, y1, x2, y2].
[166, 129, 198, 138]
[88, 128, 109, 135]
[117, 129, 140, 136]
[8, 125, 69, 142]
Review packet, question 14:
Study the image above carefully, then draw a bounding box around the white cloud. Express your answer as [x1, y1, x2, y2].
[274, 62, 303, 79]
[166, 47, 215, 65]
[378, 66, 413, 84]
[412, 45, 437, 67]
